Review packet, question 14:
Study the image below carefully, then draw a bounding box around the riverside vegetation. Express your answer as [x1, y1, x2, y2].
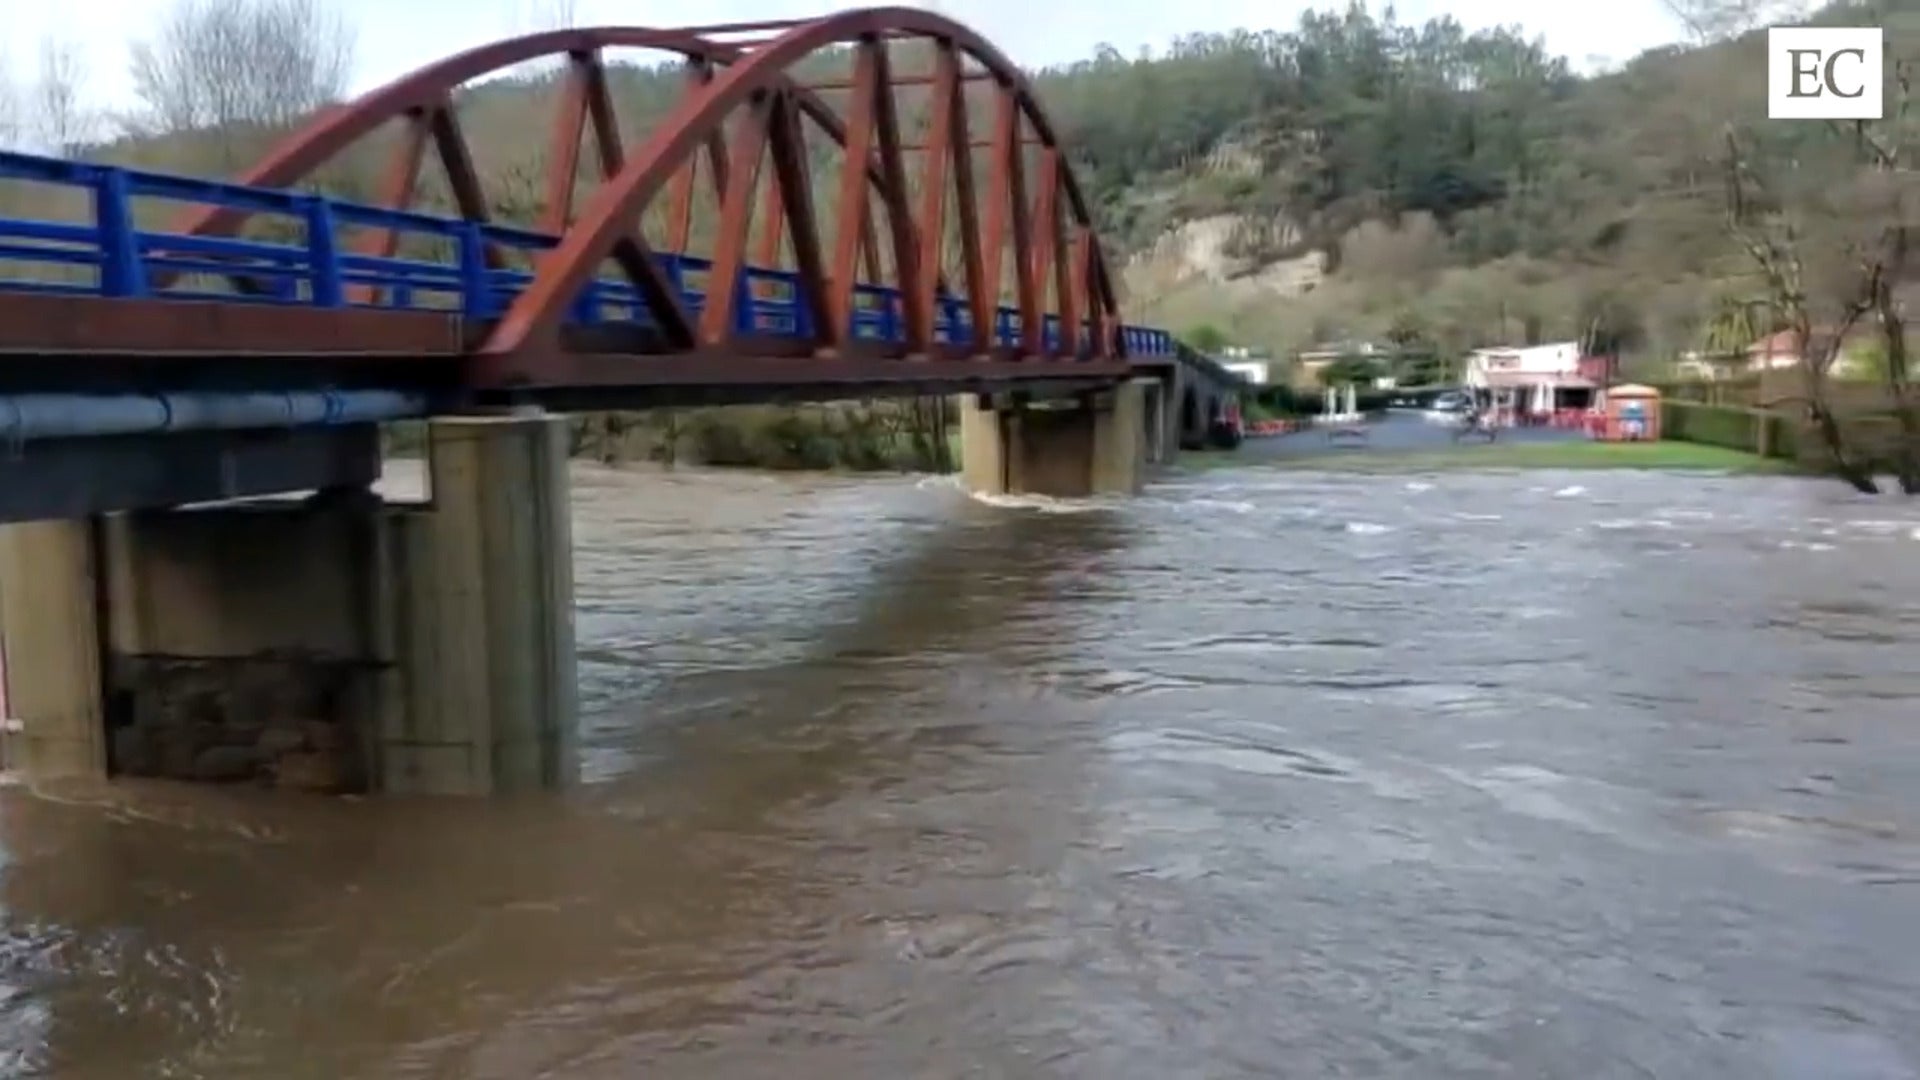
[383, 400, 957, 473]
[1, 0, 1916, 480]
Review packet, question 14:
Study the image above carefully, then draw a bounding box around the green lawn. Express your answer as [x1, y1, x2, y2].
[1186, 439, 1801, 475]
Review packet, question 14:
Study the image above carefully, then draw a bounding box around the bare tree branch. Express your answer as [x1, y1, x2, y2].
[1721, 47, 1920, 495]
[1661, 0, 1806, 44]
[509, 0, 579, 33]
[0, 48, 22, 150]
[1723, 125, 1883, 491]
[34, 36, 96, 153]
[126, 0, 357, 161]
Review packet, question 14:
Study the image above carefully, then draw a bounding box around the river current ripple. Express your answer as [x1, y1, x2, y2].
[2, 462, 1919, 1078]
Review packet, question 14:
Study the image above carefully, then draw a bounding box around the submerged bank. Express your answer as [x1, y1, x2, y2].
[1183, 411, 1799, 476]
[1253, 439, 1798, 474]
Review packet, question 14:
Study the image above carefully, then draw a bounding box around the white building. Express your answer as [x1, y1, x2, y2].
[1220, 361, 1271, 385]
[1461, 341, 1594, 417]
[1214, 346, 1274, 385]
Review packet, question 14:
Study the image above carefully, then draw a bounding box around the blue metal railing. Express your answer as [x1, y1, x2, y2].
[0, 150, 1178, 358]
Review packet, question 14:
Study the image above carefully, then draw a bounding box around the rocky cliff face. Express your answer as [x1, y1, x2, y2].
[1114, 129, 1331, 312]
[1120, 212, 1328, 315]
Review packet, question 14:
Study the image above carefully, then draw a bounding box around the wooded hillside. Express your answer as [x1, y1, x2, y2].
[1087, 0, 1920, 366]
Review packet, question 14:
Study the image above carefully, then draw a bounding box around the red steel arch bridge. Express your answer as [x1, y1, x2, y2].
[0, 7, 1241, 522]
[0, 8, 1261, 795]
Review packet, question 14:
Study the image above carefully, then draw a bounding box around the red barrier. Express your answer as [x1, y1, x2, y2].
[1245, 418, 1297, 437]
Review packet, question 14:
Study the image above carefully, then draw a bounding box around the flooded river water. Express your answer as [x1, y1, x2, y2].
[4, 461, 1920, 1078]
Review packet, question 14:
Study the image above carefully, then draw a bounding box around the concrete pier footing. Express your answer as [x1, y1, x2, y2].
[1140, 378, 1171, 466]
[381, 416, 578, 795]
[957, 381, 1151, 498]
[0, 520, 107, 780]
[0, 414, 577, 795]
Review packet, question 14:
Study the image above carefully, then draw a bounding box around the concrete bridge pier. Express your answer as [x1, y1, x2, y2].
[0, 520, 107, 780]
[0, 414, 577, 795]
[1138, 377, 1171, 465]
[957, 382, 1148, 498]
[379, 415, 578, 795]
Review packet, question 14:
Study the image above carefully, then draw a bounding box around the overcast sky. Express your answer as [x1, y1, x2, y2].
[6, 0, 1687, 115]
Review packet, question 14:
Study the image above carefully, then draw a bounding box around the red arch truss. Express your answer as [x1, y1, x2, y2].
[175, 7, 1127, 386]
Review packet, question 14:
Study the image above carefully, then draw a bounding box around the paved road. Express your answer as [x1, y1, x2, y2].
[1244, 410, 1587, 461]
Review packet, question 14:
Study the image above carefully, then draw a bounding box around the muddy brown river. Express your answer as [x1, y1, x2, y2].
[3, 461, 1919, 1078]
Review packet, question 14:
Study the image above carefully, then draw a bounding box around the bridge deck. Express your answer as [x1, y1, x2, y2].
[0, 150, 1174, 403]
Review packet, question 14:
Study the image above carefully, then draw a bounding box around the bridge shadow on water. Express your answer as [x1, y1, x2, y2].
[578, 492, 1133, 799]
[0, 483, 1139, 1078]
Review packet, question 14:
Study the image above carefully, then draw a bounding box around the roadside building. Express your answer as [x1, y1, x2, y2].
[1462, 341, 1604, 424]
[1214, 346, 1275, 386]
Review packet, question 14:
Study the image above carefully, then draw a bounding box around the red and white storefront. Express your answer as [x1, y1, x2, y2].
[1463, 343, 1613, 426]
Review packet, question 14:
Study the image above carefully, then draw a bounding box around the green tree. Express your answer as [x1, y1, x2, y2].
[1184, 322, 1231, 353]
[1320, 354, 1384, 386]
[1699, 296, 1768, 360]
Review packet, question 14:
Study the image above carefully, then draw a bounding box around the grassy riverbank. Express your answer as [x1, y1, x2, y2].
[1185, 439, 1800, 475]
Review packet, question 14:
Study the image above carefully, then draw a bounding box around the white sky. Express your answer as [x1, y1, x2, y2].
[5, 0, 1686, 115]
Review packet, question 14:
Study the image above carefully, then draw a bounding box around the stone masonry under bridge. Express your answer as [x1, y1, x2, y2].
[0, 416, 577, 796]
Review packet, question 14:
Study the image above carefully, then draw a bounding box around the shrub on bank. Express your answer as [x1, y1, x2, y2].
[1661, 400, 1802, 462]
[382, 401, 957, 474]
[1658, 381, 1920, 488]
[1661, 400, 1756, 451]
